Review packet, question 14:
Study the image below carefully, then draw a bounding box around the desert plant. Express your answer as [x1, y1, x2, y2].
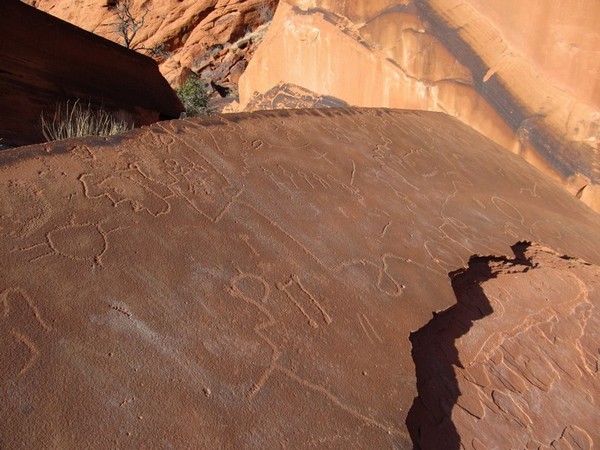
[176, 75, 211, 117]
[40, 100, 133, 142]
[110, 0, 148, 50]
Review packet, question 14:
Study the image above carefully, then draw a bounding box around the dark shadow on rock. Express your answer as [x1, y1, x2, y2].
[406, 242, 531, 449]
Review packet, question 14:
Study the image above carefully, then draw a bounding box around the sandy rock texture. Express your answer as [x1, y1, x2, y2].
[1, 108, 599, 448]
[409, 242, 600, 448]
[239, 0, 600, 212]
[25, 0, 279, 88]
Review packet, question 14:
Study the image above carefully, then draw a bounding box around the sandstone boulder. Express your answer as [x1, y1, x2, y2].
[1, 108, 599, 448]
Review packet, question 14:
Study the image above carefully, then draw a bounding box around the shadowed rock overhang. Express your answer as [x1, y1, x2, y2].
[0, 0, 183, 147]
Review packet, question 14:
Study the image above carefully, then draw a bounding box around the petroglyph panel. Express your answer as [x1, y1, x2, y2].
[409, 243, 600, 448]
[0, 288, 51, 380]
[1, 109, 599, 448]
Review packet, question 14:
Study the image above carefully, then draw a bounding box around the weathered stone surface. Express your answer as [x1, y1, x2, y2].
[0, 0, 182, 147]
[238, 1, 521, 150]
[26, 0, 279, 89]
[245, 82, 349, 111]
[239, 0, 600, 212]
[1, 108, 599, 448]
[408, 242, 600, 448]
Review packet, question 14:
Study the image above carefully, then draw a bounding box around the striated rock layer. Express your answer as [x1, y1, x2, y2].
[239, 0, 600, 212]
[1, 108, 599, 448]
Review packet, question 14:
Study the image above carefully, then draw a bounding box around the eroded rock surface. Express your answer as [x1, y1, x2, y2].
[25, 0, 279, 89]
[239, 0, 600, 212]
[408, 242, 600, 449]
[244, 82, 349, 111]
[1, 109, 599, 448]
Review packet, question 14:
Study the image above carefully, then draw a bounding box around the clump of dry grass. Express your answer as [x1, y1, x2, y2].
[41, 100, 133, 142]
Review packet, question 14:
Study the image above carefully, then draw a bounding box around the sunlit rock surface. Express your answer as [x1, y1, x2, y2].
[1, 109, 599, 448]
[25, 0, 279, 88]
[239, 0, 600, 212]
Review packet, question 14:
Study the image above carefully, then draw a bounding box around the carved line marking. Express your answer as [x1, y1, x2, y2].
[358, 313, 384, 345]
[240, 234, 259, 257]
[1, 288, 52, 377]
[296, 169, 315, 189]
[1, 288, 52, 332]
[11, 331, 40, 376]
[242, 202, 329, 271]
[213, 190, 243, 223]
[312, 150, 335, 166]
[227, 272, 281, 399]
[277, 366, 405, 437]
[278, 165, 299, 190]
[334, 255, 406, 298]
[519, 182, 539, 198]
[492, 196, 525, 224]
[277, 275, 333, 328]
[380, 221, 392, 238]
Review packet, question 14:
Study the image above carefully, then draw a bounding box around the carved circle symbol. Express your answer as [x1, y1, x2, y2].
[47, 224, 107, 261]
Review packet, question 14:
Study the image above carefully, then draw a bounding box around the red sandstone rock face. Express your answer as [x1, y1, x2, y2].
[244, 82, 349, 111]
[239, 0, 600, 212]
[409, 242, 600, 448]
[1, 108, 599, 448]
[25, 0, 279, 90]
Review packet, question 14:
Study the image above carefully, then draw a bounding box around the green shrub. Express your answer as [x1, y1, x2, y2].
[41, 100, 132, 142]
[176, 75, 211, 117]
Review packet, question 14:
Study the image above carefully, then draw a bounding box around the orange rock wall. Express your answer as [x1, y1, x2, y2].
[239, 2, 520, 154]
[239, 0, 600, 212]
[27, 0, 279, 86]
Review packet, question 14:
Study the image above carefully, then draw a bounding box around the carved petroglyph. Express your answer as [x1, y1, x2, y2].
[277, 275, 332, 328]
[334, 254, 407, 298]
[227, 271, 280, 399]
[492, 196, 525, 224]
[278, 366, 405, 437]
[357, 313, 384, 345]
[261, 161, 365, 205]
[70, 145, 97, 164]
[225, 268, 402, 436]
[380, 221, 392, 238]
[239, 234, 259, 257]
[1, 288, 51, 379]
[311, 150, 334, 166]
[153, 125, 242, 221]
[79, 168, 172, 217]
[0, 180, 52, 239]
[79, 144, 240, 223]
[259, 124, 310, 149]
[18, 218, 122, 267]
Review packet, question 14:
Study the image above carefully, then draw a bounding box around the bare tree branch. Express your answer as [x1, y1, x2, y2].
[111, 0, 148, 50]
